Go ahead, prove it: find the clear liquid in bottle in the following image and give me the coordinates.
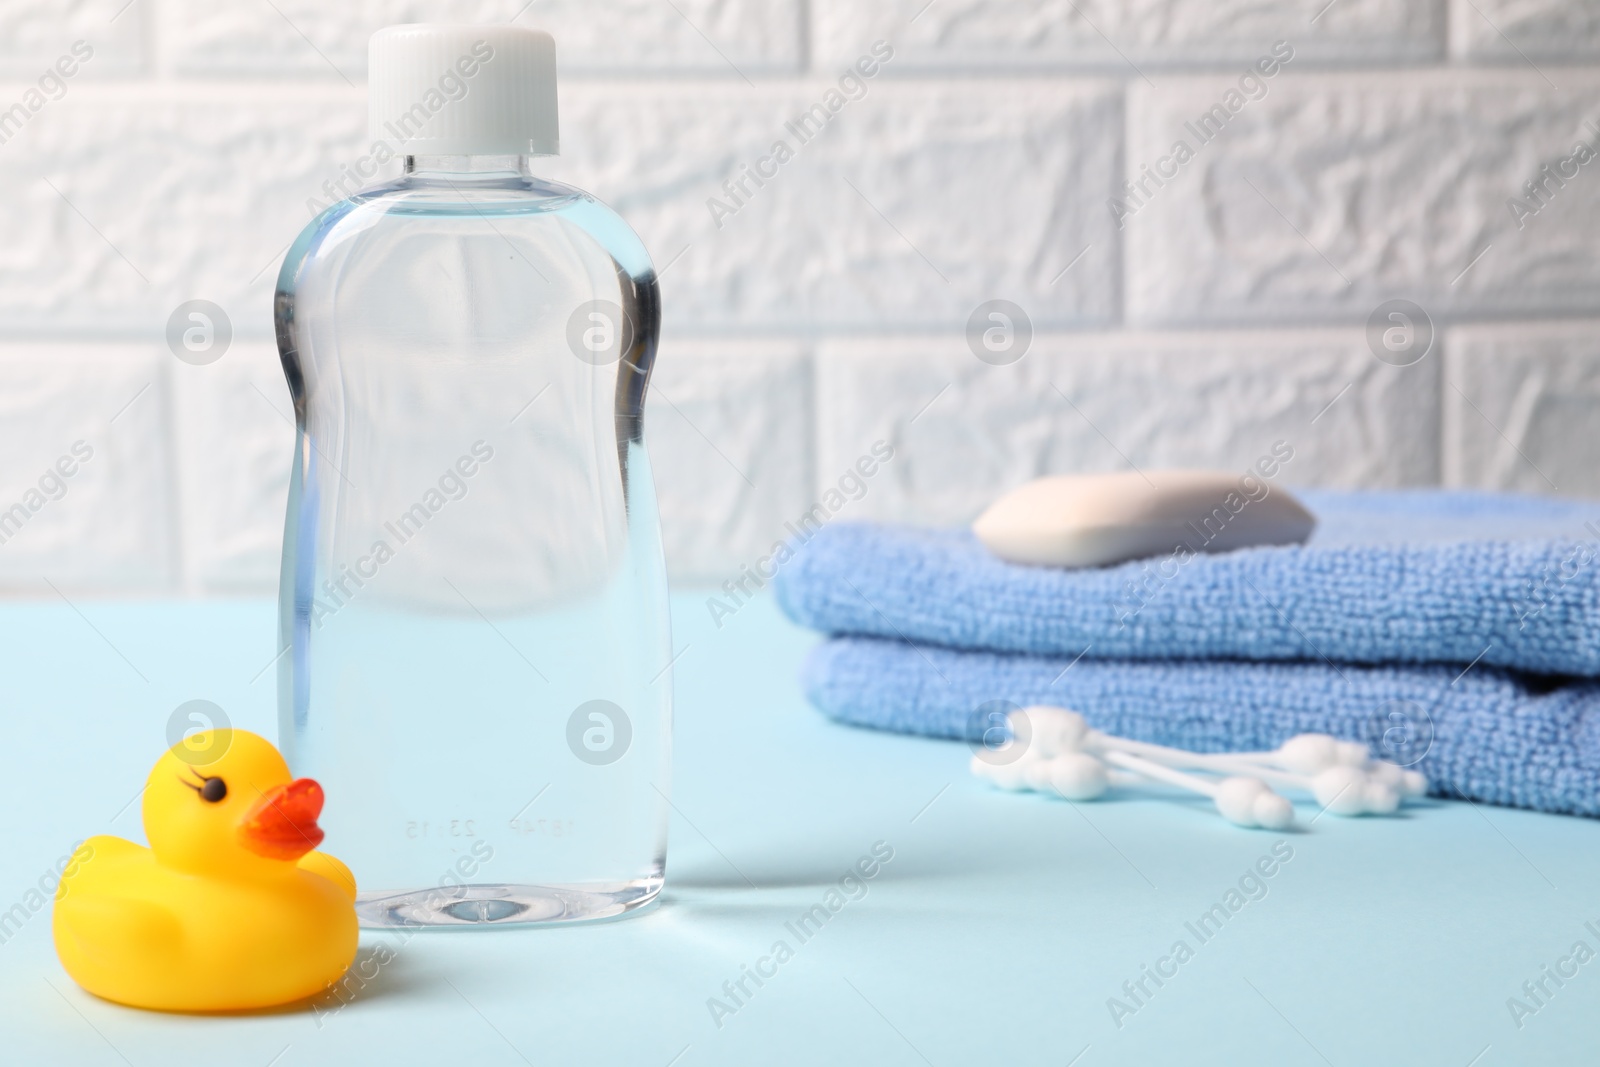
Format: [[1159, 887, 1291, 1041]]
[[273, 24, 670, 927]]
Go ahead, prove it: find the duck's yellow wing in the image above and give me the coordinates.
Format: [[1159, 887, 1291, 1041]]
[[56, 834, 140, 898], [298, 851, 356, 901], [54, 835, 183, 974], [54, 892, 183, 972]]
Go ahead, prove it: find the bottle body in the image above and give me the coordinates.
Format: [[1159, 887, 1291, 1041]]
[[274, 156, 670, 926]]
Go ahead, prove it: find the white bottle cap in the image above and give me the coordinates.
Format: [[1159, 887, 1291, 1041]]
[[369, 24, 558, 156]]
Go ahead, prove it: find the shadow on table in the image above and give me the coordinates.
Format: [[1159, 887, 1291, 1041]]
[[299, 941, 461, 1020]]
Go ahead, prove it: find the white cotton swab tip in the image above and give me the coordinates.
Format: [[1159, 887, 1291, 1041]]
[[1046, 752, 1109, 801], [1012, 706, 1089, 758], [1311, 765, 1401, 815], [1274, 733, 1348, 774], [1337, 740, 1372, 765], [1311, 765, 1364, 813], [1214, 776, 1296, 830], [970, 752, 1030, 791], [1366, 760, 1429, 797], [1363, 780, 1402, 815], [1022, 758, 1056, 792]]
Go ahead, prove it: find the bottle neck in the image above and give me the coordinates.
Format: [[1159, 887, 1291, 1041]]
[[403, 155, 531, 180]]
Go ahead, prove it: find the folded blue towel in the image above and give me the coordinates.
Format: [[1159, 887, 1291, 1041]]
[[776, 490, 1600, 676], [805, 637, 1600, 817]]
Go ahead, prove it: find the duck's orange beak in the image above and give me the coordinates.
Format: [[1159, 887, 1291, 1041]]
[[238, 778, 326, 861]]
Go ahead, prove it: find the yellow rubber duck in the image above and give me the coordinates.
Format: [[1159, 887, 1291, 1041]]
[[53, 728, 358, 1011]]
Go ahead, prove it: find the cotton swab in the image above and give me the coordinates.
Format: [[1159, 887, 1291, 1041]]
[[1191, 757, 1401, 815], [1186, 735, 1424, 795], [1119, 735, 1425, 808], [1014, 705, 1090, 758], [1180, 733, 1369, 773], [1014, 707, 1426, 809], [974, 747, 1295, 827], [970, 752, 1031, 792], [1043, 752, 1110, 800], [1099, 749, 1294, 829], [1363, 759, 1429, 797], [972, 705, 1428, 825]]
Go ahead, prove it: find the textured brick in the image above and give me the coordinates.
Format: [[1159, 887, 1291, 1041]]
[[0, 78, 1114, 340], [26, 0, 1590, 598], [0, 86, 368, 339], [645, 339, 811, 584], [0, 0, 143, 78], [1127, 71, 1600, 325], [817, 332, 1438, 527], [547, 78, 1121, 331], [0, 344, 173, 591], [164, 0, 802, 78], [1445, 324, 1600, 498], [171, 343, 294, 593], [813, 0, 1443, 71], [1451, 0, 1600, 62]]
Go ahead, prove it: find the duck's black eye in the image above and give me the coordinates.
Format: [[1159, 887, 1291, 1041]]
[[199, 776, 227, 803]]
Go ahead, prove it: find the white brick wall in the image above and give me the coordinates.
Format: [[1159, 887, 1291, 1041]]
[[1450, 0, 1600, 61], [1444, 322, 1600, 497], [818, 332, 1439, 528], [646, 340, 812, 580], [0, 1, 142, 78], [169, 343, 294, 592], [162, 1, 804, 78], [0, 345, 174, 592], [0, 0, 1594, 593], [1126, 70, 1600, 324], [814, 0, 1444, 70], [546, 78, 1122, 332]]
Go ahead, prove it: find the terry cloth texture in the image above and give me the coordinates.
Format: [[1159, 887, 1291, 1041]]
[[775, 490, 1600, 676], [778, 489, 1600, 816], [803, 637, 1600, 817]]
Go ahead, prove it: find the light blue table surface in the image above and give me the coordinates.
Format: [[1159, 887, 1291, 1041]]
[[2, 590, 1598, 1066]]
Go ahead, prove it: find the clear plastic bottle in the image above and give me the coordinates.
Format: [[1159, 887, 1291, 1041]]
[[272, 25, 670, 927]]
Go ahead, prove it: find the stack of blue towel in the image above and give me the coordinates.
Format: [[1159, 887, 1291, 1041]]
[[775, 490, 1600, 817]]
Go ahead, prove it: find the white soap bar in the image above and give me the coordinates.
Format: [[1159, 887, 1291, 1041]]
[[972, 469, 1315, 568]]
